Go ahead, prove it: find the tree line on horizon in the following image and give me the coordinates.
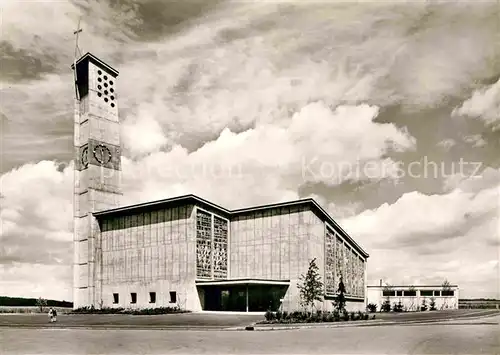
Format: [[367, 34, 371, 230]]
[[0, 296, 73, 308]]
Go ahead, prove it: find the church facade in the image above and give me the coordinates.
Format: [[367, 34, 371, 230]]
[[72, 53, 369, 312]]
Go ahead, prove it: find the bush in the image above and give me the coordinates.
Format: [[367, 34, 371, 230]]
[[393, 301, 404, 312], [367, 303, 378, 313], [429, 298, 437, 311], [259, 309, 375, 324], [290, 311, 305, 322], [381, 300, 391, 312], [72, 306, 125, 314], [71, 306, 187, 315]]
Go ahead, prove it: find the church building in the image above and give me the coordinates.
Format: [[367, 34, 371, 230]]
[[72, 53, 369, 312]]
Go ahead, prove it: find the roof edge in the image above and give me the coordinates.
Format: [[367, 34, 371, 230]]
[[367, 285, 459, 288], [70, 52, 119, 76]]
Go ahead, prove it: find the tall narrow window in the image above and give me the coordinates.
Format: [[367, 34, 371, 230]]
[[169, 291, 177, 303], [130, 292, 137, 304], [149, 292, 156, 303], [113, 293, 119, 304]]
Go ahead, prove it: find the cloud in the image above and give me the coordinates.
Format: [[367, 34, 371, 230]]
[[122, 114, 168, 156], [341, 169, 499, 250], [436, 139, 456, 150], [121, 101, 415, 207], [2, 1, 499, 173], [462, 134, 488, 148], [340, 168, 500, 298], [452, 78, 500, 128], [0, 161, 73, 267], [0, 263, 72, 301]]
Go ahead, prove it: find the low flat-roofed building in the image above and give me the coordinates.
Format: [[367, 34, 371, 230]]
[[367, 282, 459, 311]]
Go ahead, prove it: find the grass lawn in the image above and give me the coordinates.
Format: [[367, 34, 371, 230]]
[[0, 311, 263, 328]]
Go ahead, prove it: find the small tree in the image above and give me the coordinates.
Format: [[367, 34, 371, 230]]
[[36, 297, 47, 313], [381, 283, 393, 312], [297, 258, 324, 314], [441, 279, 452, 309], [408, 285, 416, 311], [334, 276, 347, 312]]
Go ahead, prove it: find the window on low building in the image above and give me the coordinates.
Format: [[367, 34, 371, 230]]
[[382, 291, 396, 297], [130, 293, 137, 304], [420, 290, 433, 297], [113, 293, 119, 304], [404, 291, 417, 297], [434, 290, 441, 296], [442, 290, 454, 296], [396, 291, 403, 297], [149, 292, 156, 303], [169, 291, 177, 303]]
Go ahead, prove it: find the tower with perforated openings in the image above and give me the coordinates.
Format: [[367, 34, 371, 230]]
[[72, 53, 122, 309]]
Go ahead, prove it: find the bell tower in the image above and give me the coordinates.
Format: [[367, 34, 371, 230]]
[[72, 53, 122, 309]]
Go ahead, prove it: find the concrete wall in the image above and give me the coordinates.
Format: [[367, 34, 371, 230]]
[[93, 202, 367, 313], [229, 205, 324, 312], [367, 286, 460, 311], [98, 204, 201, 311]]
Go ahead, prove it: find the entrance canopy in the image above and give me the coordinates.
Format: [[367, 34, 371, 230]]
[[196, 279, 290, 312]]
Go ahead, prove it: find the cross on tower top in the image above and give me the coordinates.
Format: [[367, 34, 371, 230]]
[[73, 17, 83, 60]]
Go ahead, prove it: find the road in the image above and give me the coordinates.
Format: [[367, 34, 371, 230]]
[[1, 314, 498, 354]]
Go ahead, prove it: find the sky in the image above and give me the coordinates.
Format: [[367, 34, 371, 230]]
[[0, 0, 499, 302]]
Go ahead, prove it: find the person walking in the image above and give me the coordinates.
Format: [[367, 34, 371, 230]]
[[52, 308, 57, 323], [48, 308, 53, 323]]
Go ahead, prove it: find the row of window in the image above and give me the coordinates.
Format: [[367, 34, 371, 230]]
[[382, 290, 455, 297], [112, 291, 177, 304]]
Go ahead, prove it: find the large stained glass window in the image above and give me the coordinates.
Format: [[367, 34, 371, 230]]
[[196, 210, 212, 278], [328, 228, 366, 298], [358, 257, 365, 298], [334, 237, 343, 291], [325, 228, 336, 294], [213, 216, 228, 279]]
